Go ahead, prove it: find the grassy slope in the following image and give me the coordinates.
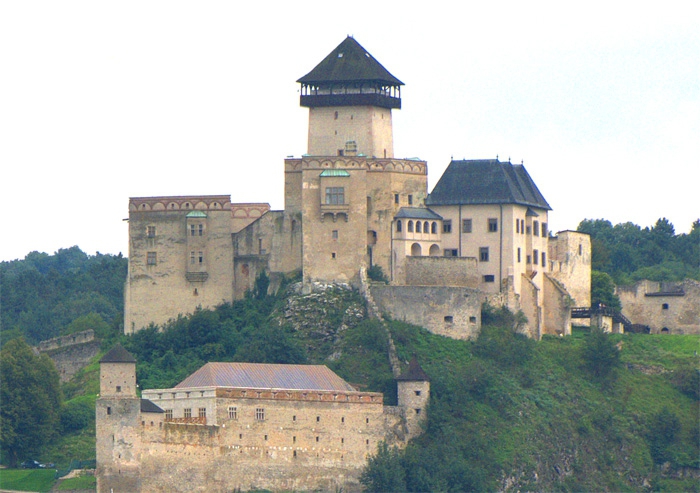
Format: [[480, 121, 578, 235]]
[[0, 469, 56, 492]]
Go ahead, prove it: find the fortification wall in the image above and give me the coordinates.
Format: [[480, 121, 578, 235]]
[[543, 273, 572, 336], [617, 279, 700, 334], [371, 285, 481, 339], [404, 256, 479, 287], [548, 231, 591, 307]]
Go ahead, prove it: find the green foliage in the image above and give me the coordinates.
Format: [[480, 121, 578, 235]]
[[475, 307, 534, 368], [578, 218, 699, 283], [56, 472, 96, 490], [581, 327, 622, 381], [646, 407, 681, 464], [367, 264, 389, 283], [590, 270, 622, 311], [0, 468, 57, 492], [60, 396, 95, 434], [671, 362, 700, 400], [0, 339, 62, 467], [0, 247, 127, 344], [360, 442, 406, 492]]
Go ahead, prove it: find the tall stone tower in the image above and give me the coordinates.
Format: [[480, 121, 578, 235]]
[[397, 356, 430, 438], [96, 345, 142, 493], [287, 37, 428, 285]]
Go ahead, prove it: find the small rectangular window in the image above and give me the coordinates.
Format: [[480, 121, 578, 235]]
[[534, 249, 539, 265], [190, 251, 195, 264], [443, 220, 452, 233], [488, 218, 498, 232], [228, 407, 237, 419], [116, 385, 121, 392], [462, 219, 472, 233], [325, 187, 345, 205], [198, 251, 204, 264], [147, 251, 157, 265], [198, 224, 204, 236], [444, 315, 453, 323], [190, 224, 196, 237], [479, 247, 489, 262], [415, 390, 421, 396], [483, 275, 495, 282], [394, 193, 399, 204], [107, 406, 112, 415], [147, 226, 156, 238], [165, 409, 173, 420], [184, 408, 192, 418], [541, 252, 546, 267], [255, 408, 265, 421], [541, 223, 548, 237], [408, 194, 413, 205], [443, 249, 458, 257], [332, 230, 338, 239], [517, 247, 521, 263], [516, 220, 520, 234], [198, 407, 206, 418], [533, 221, 539, 236]]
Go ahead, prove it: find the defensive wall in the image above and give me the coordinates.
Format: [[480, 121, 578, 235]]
[[37, 330, 99, 382]]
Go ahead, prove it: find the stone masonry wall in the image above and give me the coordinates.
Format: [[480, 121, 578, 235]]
[[405, 256, 479, 287]]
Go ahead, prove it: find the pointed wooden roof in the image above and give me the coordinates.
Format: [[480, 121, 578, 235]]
[[298, 36, 403, 86], [100, 344, 136, 364], [426, 159, 551, 210], [397, 356, 430, 381]]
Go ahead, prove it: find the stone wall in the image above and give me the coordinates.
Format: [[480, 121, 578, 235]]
[[404, 256, 479, 287], [543, 273, 572, 336], [371, 285, 482, 339], [617, 279, 700, 334], [548, 230, 591, 307], [42, 340, 100, 382]]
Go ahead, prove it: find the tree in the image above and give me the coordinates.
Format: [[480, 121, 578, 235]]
[[360, 441, 407, 492], [581, 327, 621, 381], [590, 271, 621, 311], [0, 338, 61, 466]]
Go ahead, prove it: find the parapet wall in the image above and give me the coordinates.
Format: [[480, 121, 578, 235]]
[[405, 256, 479, 287], [371, 285, 482, 339], [37, 330, 99, 382]]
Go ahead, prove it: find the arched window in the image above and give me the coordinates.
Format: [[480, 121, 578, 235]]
[[424, 221, 429, 233], [411, 243, 422, 256], [408, 221, 414, 233], [416, 221, 422, 233], [431, 222, 437, 234], [429, 244, 440, 256], [396, 220, 402, 232]]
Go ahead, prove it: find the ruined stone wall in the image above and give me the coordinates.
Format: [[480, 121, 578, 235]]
[[542, 273, 572, 336], [519, 275, 541, 339], [43, 339, 100, 382], [404, 256, 479, 287], [371, 285, 482, 339], [617, 279, 700, 334], [548, 231, 591, 307]]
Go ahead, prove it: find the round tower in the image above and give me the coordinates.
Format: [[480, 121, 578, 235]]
[[297, 36, 403, 158], [396, 356, 430, 438]]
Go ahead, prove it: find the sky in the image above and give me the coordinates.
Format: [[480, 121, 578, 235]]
[[1, 1, 698, 262]]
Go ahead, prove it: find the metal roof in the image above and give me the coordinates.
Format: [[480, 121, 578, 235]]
[[319, 169, 350, 177], [175, 362, 357, 392], [100, 344, 136, 364], [140, 399, 164, 413], [186, 211, 208, 218], [395, 207, 443, 220]]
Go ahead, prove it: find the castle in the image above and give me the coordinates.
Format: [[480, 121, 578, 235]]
[[96, 345, 429, 492], [124, 36, 591, 340]]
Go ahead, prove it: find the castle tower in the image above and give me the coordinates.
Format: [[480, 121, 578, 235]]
[[297, 36, 403, 159], [397, 356, 430, 438], [96, 345, 142, 493]]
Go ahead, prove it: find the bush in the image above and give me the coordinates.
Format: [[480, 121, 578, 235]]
[[367, 265, 389, 283], [581, 327, 621, 381]]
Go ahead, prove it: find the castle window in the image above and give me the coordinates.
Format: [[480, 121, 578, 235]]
[[444, 316, 453, 323], [408, 194, 413, 205], [332, 230, 338, 239], [331, 252, 336, 259], [198, 224, 204, 236], [415, 390, 421, 396], [443, 220, 452, 233], [341, 416, 345, 423], [190, 225, 196, 236], [334, 111, 338, 120], [431, 222, 437, 234], [579, 244, 583, 255], [147, 252, 157, 265], [198, 251, 204, 264], [483, 275, 495, 282], [662, 303, 669, 310], [517, 248, 521, 263], [541, 252, 546, 268], [341, 438, 344, 444], [424, 221, 429, 233], [527, 255, 532, 264], [116, 386, 121, 393], [521, 219, 525, 234], [396, 220, 402, 233], [416, 221, 422, 233], [444, 249, 458, 257], [366, 418, 369, 424], [325, 187, 345, 205], [407, 221, 414, 232], [533, 221, 539, 236], [542, 223, 548, 236], [462, 219, 472, 233], [264, 435, 268, 441], [184, 408, 192, 418], [488, 218, 498, 232], [479, 247, 489, 262], [366, 439, 370, 445], [516, 220, 520, 234], [147, 226, 156, 238], [190, 251, 195, 264], [228, 407, 237, 419], [316, 436, 319, 442], [526, 225, 532, 235], [316, 416, 320, 422], [415, 408, 422, 415], [469, 316, 477, 323], [394, 193, 399, 204], [533, 250, 539, 265], [198, 408, 206, 418], [255, 408, 265, 421], [293, 436, 296, 443], [239, 434, 243, 439], [165, 409, 173, 420], [293, 450, 297, 458], [107, 407, 111, 415], [292, 415, 296, 422]]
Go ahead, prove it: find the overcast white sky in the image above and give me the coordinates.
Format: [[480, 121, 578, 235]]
[[1, 1, 698, 262]]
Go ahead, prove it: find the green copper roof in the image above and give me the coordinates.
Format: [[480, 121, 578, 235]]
[[186, 211, 207, 218], [319, 169, 350, 177]]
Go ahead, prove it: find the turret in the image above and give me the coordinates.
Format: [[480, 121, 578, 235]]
[[297, 36, 403, 158], [396, 356, 430, 438]]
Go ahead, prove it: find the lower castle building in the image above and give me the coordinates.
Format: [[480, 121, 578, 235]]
[[123, 36, 591, 339], [96, 345, 429, 492]]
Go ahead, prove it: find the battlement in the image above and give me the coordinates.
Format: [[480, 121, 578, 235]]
[[129, 195, 232, 212], [37, 329, 95, 352], [285, 157, 427, 175]]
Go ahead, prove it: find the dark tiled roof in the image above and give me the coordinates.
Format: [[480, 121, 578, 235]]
[[395, 207, 443, 220], [426, 160, 551, 210], [175, 362, 357, 392], [141, 399, 164, 413], [100, 344, 136, 364], [298, 36, 403, 86], [397, 356, 430, 382]]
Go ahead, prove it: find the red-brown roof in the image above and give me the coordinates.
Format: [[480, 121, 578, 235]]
[[175, 362, 356, 392]]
